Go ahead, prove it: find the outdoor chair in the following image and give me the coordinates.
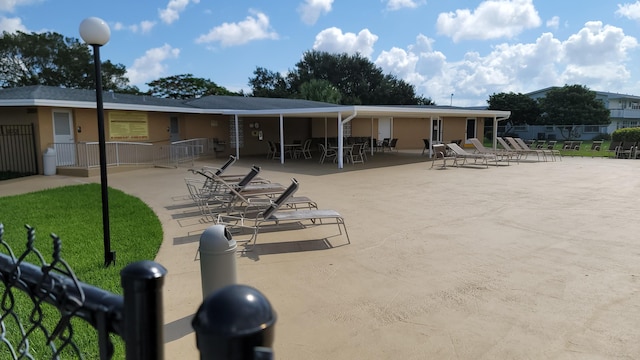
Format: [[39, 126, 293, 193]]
[[384, 138, 398, 152], [294, 139, 313, 159], [379, 138, 390, 152], [347, 143, 365, 164], [605, 141, 621, 157], [430, 144, 455, 169], [421, 139, 430, 156], [217, 178, 350, 250], [504, 137, 548, 161], [446, 142, 496, 168], [590, 140, 604, 157], [617, 141, 636, 158], [468, 138, 518, 164], [515, 137, 560, 161], [318, 143, 337, 164]]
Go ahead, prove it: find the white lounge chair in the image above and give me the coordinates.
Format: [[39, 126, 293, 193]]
[[468, 138, 519, 164], [217, 178, 350, 250], [446, 142, 497, 168]]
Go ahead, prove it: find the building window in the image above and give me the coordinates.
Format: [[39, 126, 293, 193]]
[[583, 125, 599, 133]]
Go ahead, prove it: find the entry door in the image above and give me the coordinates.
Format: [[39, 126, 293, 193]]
[[53, 110, 75, 165], [432, 118, 443, 144], [378, 117, 391, 141], [465, 118, 477, 144], [169, 116, 180, 142]]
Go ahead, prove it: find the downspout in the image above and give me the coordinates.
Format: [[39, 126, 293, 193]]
[[337, 111, 358, 169]]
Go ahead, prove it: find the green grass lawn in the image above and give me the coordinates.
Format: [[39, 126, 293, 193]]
[[0, 183, 164, 359]]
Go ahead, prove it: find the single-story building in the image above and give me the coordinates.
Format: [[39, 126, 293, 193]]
[[0, 85, 510, 175]]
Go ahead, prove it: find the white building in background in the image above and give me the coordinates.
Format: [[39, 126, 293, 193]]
[[513, 87, 640, 140]]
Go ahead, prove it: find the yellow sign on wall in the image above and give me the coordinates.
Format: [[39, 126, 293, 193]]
[[108, 111, 149, 141]]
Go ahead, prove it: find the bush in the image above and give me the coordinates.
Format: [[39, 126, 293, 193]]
[[611, 127, 640, 142]]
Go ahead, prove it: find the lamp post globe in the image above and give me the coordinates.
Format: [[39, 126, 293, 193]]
[[79, 17, 110, 46]]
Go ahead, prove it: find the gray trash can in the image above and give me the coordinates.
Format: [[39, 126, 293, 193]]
[[199, 224, 237, 299], [43, 147, 56, 176]]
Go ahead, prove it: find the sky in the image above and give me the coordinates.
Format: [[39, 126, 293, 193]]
[[3, 0, 640, 106]]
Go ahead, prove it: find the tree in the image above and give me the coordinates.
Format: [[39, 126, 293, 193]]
[[248, 50, 431, 105], [0, 31, 133, 92], [298, 79, 341, 103], [146, 74, 239, 99], [487, 92, 541, 133], [248, 67, 290, 98], [538, 84, 610, 139]]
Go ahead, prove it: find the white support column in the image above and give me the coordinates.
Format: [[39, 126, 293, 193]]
[[337, 113, 343, 169], [279, 114, 285, 164]]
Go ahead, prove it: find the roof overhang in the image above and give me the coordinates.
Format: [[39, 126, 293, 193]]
[[225, 105, 511, 120]]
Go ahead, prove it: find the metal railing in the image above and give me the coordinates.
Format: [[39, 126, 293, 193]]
[[51, 138, 216, 170]]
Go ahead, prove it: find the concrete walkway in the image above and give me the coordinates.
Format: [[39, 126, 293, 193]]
[[2, 153, 640, 359]]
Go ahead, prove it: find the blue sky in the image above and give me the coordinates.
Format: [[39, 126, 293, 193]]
[[3, 0, 640, 106]]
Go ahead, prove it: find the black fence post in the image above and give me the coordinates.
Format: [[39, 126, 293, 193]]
[[121, 260, 168, 360], [192, 284, 276, 359]]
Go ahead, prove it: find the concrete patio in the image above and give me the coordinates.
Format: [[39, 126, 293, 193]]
[[2, 152, 639, 359]]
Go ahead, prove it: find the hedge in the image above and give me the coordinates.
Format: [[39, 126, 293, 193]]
[[611, 127, 640, 142]]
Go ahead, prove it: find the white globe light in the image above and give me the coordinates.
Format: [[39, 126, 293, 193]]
[[79, 17, 111, 46]]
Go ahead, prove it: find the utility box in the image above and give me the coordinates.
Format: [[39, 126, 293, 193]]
[[43, 148, 57, 176]]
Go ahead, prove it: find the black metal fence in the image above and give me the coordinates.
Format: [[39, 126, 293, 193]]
[[0, 224, 276, 359], [0, 124, 38, 177], [0, 224, 166, 359]]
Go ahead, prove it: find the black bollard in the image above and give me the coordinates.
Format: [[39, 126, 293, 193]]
[[192, 284, 276, 359]]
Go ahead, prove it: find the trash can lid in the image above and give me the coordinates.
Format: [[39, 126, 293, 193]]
[[199, 224, 236, 252]]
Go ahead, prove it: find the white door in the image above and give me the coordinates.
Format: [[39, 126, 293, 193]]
[[53, 110, 75, 165], [378, 117, 391, 142]]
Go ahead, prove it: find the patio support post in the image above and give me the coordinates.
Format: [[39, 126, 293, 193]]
[[337, 113, 343, 169], [80, 17, 115, 267], [279, 114, 285, 164]]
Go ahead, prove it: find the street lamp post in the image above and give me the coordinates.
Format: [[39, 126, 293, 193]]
[[450, 93, 454, 106], [79, 17, 116, 267]]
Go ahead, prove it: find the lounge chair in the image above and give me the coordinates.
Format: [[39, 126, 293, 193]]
[[430, 144, 455, 169], [217, 178, 350, 250], [514, 137, 560, 161], [590, 140, 604, 157], [504, 137, 548, 162], [468, 138, 519, 164], [616, 141, 636, 158], [446, 142, 496, 168]]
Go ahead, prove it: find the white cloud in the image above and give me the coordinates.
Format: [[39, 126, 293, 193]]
[[562, 21, 637, 66], [113, 20, 156, 34], [158, 0, 200, 25], [374, 21, 638, 106], [616, 1, 640, 21], [298, 0, 333, 25], [546, 16, 559, 29], [195, 10, 278, 47], [312, 27, 378, 57], [0, 0, 39, 12], [126, 44, 180, 86], [436, 0, 541, 42], [385, 0, 425, 11], [0, 16, 26, 32]]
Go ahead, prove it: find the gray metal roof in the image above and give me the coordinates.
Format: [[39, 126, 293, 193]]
[[0, 85, 510, 119]]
